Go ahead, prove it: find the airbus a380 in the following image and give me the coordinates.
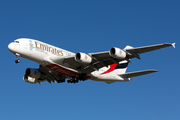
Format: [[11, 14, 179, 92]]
[[8, 38, 175, 84]]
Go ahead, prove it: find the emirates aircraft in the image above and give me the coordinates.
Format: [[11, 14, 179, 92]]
[[8, 38, 175, 84]]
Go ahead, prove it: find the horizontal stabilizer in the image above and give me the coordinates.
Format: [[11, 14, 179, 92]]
[[118, 70, 158, 78]]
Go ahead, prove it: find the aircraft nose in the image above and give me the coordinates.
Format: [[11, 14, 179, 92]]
[[8, 43, 15, 53]]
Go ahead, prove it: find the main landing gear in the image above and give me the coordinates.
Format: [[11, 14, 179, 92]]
[[15, 53, 20, 63], [67, 74, 87, 84], [56, 79, 65, 83], [67, 78, 79, 83]]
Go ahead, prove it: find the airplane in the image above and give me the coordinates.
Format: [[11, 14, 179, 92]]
[[8, 38, 175, 84]]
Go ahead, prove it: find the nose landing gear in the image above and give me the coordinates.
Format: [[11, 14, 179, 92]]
[[15, 53, 20, 63]]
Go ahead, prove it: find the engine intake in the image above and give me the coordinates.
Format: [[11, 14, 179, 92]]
[[25, 68, 41, 79], [109, 47, 126, 59], [75, 52, 92, 64]]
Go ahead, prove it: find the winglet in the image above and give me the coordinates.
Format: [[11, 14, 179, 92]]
[[172, 43, 176, 48]]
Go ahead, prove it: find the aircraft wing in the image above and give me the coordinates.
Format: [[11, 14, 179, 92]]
[[50, 43, 174, 74], [118, 70, 158, 78], [38, 65, 67, 84], [50, 52, 115, 74], [125, 43, 175, 54]]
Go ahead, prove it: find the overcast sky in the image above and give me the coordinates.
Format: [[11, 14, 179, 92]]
[[1, 0, 179, 120]]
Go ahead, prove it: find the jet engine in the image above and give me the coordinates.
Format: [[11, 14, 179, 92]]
[[25, 68, 41, 78], [23, 68, 41, 84], [23, 74, 38, 84], [109, 47, 126, 59], [75, 52, 92, 64]]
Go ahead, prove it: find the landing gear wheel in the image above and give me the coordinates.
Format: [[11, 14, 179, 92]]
[[15, 59, 20, 63], [67, 78, 79, 84]]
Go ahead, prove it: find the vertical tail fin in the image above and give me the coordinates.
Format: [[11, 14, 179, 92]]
[[114, 60, 129, 74], [100, 60, 129, 75]]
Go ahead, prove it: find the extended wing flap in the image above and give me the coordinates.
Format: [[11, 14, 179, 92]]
[[125, 43, 174, 54], [118, 70, 158, 78]]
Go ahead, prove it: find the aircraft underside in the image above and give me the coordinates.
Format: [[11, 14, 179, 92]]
[[8, 38, 175, 85]]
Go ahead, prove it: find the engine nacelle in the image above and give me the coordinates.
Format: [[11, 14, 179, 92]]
[[23, 74, 37, 84], [109, 47, 126, 59], [25, 68, 41, 79], [75, 52, 92, 64]]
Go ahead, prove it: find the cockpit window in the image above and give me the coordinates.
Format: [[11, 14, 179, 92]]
[[13, 41, 19, 43]]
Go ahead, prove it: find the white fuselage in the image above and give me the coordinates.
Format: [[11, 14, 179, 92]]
[[8, 38, 129, 83]]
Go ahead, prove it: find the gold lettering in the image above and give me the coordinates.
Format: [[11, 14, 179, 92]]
[[57, 50, 63, 56], [49, 47, 52, 52], [66, 53, 71, 56], [54, 48, 57, 54], [35, 41, 39, 49], [35, 41, 64, 56], [51, 48, 54, 54], [40, 44, 48, 51]]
